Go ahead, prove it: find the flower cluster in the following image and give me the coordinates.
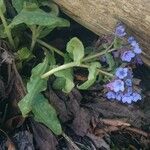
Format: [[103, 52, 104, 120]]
[[115, 24, 142, 64], [106, 67, 142, 104]]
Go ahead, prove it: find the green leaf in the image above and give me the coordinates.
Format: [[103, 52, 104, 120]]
[[53, 68, 74, 93], [105, 53, 115, 71], [78, 62, 101, 90], [32, 94, 62, 135], [41, 1, 59, 16], [52, 77, 65, 90], [16, 47, 34, 61], [10, 4, 70, 28], [12, 0, 24, 13], [0, 0, 6, 13], [67, 37, 84, 63], [52, 54, 74, 93], [18, 54, 50, 116]]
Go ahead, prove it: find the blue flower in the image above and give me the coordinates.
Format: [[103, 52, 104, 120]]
[[115, 25, 126, 37], [116, 93, 123, 101], [122, 93, 133, 104], [115, 67, 128, 79], [125, 79, 132, 86], [112, 79, 125, 92], [132, 45, 142, 54], [130, 40, 142, 54], [130, 40, 138, 47], [132, 92, 142, 102], [128, 36, 135, 43], [127, 87, 133, 94], [106, 91, 116, 99], [121, 50, 135, 62]]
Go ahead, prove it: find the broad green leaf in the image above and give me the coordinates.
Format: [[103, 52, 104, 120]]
[[77, 62, 101, 90], [10, 4, 70, 28], [12, 0, 24, 13], [0, 0, 6, 13], [66, 37, 84, 63], [105, 53, 115, 71], [53, 68, 74, 93], [12, 0, 38, 13], [18, 54, 50, 116], [16, 47, 34, 61], [32, 94, 62, 135]]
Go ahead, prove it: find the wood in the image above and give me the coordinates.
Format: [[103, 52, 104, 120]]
[[53, 0, 150, 64]]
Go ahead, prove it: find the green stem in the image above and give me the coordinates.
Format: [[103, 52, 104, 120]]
[[41, 62, 77, 78], [42, 61, 113, 79], [41, 40, 116, 79], [30, 25, 38, 51], [0, 9, 15, 49], [82, 48, 116, 62], [37, 39, 65, 57], [80, 64, 113, 77]]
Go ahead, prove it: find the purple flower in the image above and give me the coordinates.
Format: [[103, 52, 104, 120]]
[[112, 79, 125, 92], [116, 93, 123, 101], [132, 92, 142, 102], [127, 87, 133, 94], [125, 79, 132, 86], [132, 45, 142, 54], [130, 40, 138, 47], [115, 67, 128, 79], [130, 40, 142, 54], [106, 82, 114, 91], [127, 69, 133, 78], [106, 91, 116, 99], [135, 56, 143, 65], [128, 36, 135, 43], [122, 93, 133, 104], [121, 50, 135, 62], [115, 25, 126, 37]]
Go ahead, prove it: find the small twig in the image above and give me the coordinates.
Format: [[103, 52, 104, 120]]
[[62, 132, 80, 150], [125, 127, 149, 137], [100, 118, 131, 127]]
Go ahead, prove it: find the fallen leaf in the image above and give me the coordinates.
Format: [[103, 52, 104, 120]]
[[30, 119, 58, 150]]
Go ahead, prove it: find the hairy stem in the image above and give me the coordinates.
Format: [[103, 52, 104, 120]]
[[30, 25, 38, 51], [42, 61, 113, 79], [37, 39, 65, 57], [82, 48, 116, 62], [0, 9, 15, 49], [80, 64, 113, 77], [41, 62, 77, 78]]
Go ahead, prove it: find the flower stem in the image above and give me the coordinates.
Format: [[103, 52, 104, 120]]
[[41, 62, 77, 78], [82, 48, 116, 62], [80, 64, 113, 77], [0, 9, 15, 49], [37, 39, 65, 57]]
